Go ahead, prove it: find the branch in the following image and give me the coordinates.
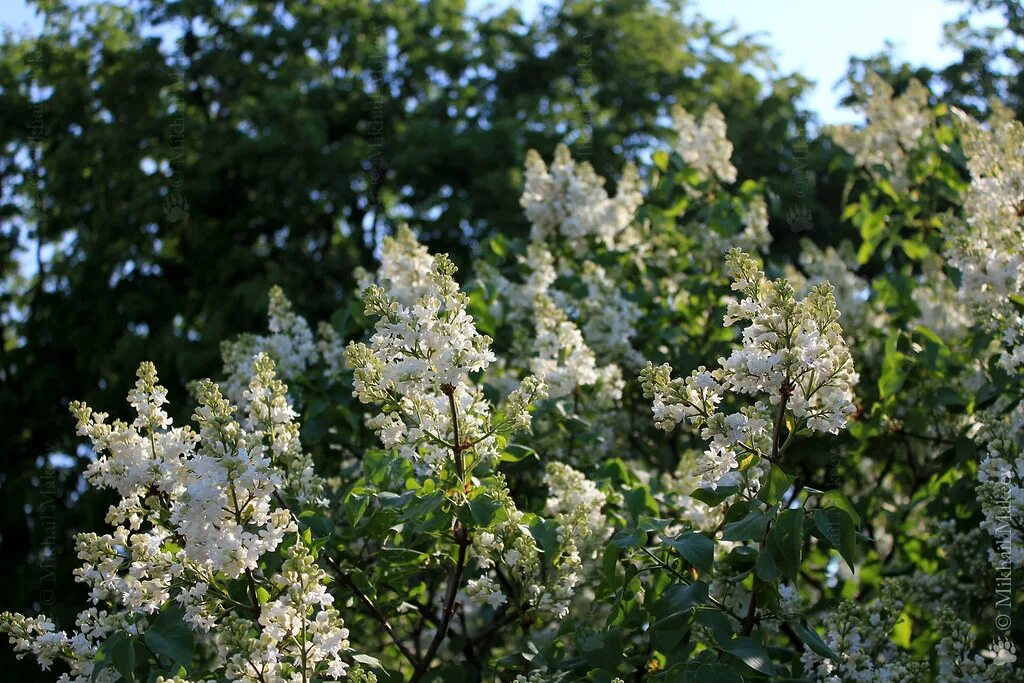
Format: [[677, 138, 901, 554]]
[[324, 555, 420, 669], [411, 383, 473, 681]]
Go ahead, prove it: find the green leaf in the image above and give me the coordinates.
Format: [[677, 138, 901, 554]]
[[96, 631, 137, 683], [755, 546, 781, 582], [900, 238, 930, 260], [353, 653, 382, 669], [530, 517, 561, 557], [663, 532, 714, 574], [499, 444, 536, 463], [691, 484, 739, 506], [793, 621, 840, 662], [814, 508, 857, 571], [611, 528, 646, 549], [652, 580, 709, 630], [577, 629, 624, 671], [721, 636, 778, 675], [722, 509, 770, 542], [625, 485, 658, 519], [653, 149, 670, 172], [346, 493, 369, 526], [822, 490, 861, 526], [298, 509, 334, 540], [468, 493, 502, 528], [765, 509, 803, 581], [758, 465, 795, 505], [695, 664, 743, 683], [144, 603, 195, 668], [879, 332, 906, 399]]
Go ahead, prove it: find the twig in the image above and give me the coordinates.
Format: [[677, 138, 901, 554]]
[[411, 384, 473, 681]]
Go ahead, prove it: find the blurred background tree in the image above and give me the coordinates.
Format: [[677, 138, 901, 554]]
[[0, 0, 1017, 678]]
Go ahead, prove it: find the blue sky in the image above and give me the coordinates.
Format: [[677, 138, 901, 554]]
[[0, 0, 986, 123]]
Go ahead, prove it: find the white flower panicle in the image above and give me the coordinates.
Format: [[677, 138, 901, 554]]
[[720, 249, 858, 433], [830, 73, 932, 190], [349, 252, 496, 398], [934, 608, 1017, 681], [641, 249, 858, 488], [221, 286, 317, 403], [544, 462, 608, 546], [347, 229, 545, 475], [671, 103, 737, 184], [945, 112, 1024, 371], [176, 374, 294, 577], [360, 224, 437, 307], [0, 358, 357, 681], [976, 404, 1024, 568], [531, 293, 600, 400], [578, 260, 644, 366], [802, 582, 928, 682], [221, 543, 352, 682], [520, 144, 643, 253]]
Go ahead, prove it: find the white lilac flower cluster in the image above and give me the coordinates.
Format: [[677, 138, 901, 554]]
[[520, 144, 644, 254], [220, 543, 352, 682], [468, 473, 593, 622], [1, 358, 354, 681], [658, 450, 727, 531], [976, 404, 1024, 568], [784, 239, 885, 345], [945, 111, 1024, 372], [484, 241, 631, 404], [671, 104, 737, 184], [221, 285, 318, 403], [911, 255, 974, 342], [802, 582, 928, 682], [544, 462, 609, 555], [830, 73, 932, 190], [903, 520, 996, 615], [347, 228, 546, 476], [532, 292, 623, 402], [640, 249, 858, 488], [934, 608, 1016, 682], [578, 260, 644, 366]]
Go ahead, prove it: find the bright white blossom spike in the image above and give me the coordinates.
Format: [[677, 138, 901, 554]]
[[175, 374, 294, 577], [945, 112, 1024, 372], [933, 607, 1019, 681], [0, 357, 360, 682], [530, 293, 600, 399], [720, 248, 858, 434], [578, 260, 644, 366], [976, 403, 1024, 568], [802, 581, 930, 681], [520, 144, 643, 254], [220, 542, 352, 682], [530, 292, 625, 403], [829, 73, 932, 191], [544, 462, 608, 548], [465, 575, 506, 610], [360, 223, 437, 307], [347, 230, 544, 476], [504, 375, 549, 432], [671, 103, 737, 184], [244, 353, 325, 507], [221, 285, 317, 404], [316, 320, 348, 381], [641, 249, 857, 488]]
